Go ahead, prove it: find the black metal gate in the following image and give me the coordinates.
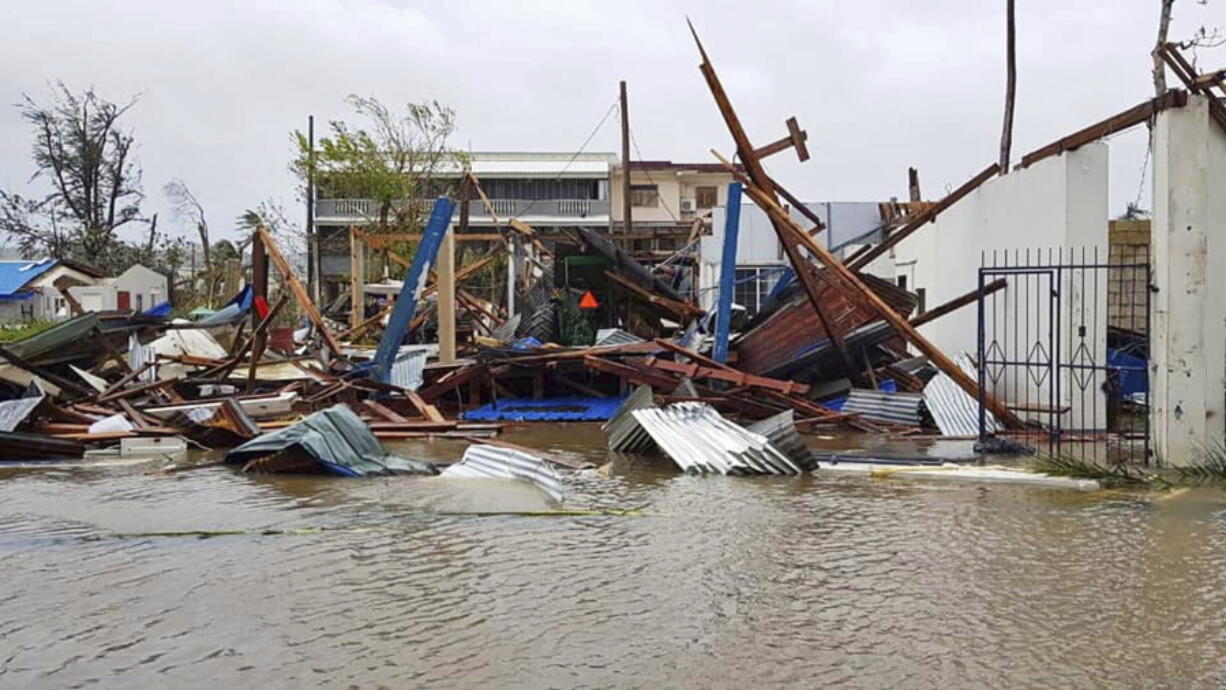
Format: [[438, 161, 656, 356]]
[[976, 247, 1150, 462]]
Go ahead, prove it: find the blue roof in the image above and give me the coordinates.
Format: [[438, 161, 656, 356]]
[[0, 259, 57, 299], [462, 395, 629, 422]]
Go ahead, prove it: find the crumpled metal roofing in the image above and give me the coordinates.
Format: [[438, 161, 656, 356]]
[[594, 328, 645, 347], [610, 401, 801, 476], [225, 404, 434, 476], [601, 385, 656, 450], [463, 395, 629, 422], [440, 444, 564, 502], [746, 410, 815, 471], [390, 346, 429, 391], [924, 353, 1001, 437], [0, 391, 44, 432], [841, 388, 924, 427]]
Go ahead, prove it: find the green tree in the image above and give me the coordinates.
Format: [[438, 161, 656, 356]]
[[293, 95, 464, 236]]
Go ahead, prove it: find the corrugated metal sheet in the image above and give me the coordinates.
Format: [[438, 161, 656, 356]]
[[611, 402, 800, 476], [0, 259, 56, 298], [225, 404, 434, 476], [594, 328, 645, 346], [463, 395, 629, 422], [672, 378, 699, 398], [390, 346, 429, 391], [440, 444, 564, 502], [924, 353, 1001, 436], [746, 410, 815, 471], [842, 388, 924, 427], [734, 272, 916, 377], [602, 385, 656, 450], [0, 392, 44, 432], [127, 334, 157, 383]]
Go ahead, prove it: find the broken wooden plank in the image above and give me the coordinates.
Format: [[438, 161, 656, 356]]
[[848, 163, 1000, 271], [909, 277, 1008, 328], [255, 225, 343, 356], [604, 270, 703, 320], [629, 356, 810, 395], [712, 150, 1022, 428], [584, 355, 680, 390], [1019, 89, 1188, 169]]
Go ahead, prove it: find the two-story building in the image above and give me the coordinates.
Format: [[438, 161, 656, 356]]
[[312, 151, 617, 301]]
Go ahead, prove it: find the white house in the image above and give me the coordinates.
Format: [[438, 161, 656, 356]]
[[0, 258, 105, 322], [69, 264, 168, 313]]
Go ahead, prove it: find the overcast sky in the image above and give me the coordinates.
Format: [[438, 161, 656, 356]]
[[1, 0, 1222, 248]]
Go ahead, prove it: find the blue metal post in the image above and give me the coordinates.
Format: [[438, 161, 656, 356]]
[[372, 197, 455, 383], [712, 182, 742, 364]]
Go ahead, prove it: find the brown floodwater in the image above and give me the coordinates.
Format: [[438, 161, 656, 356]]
[[2, 423, 1225, 688]]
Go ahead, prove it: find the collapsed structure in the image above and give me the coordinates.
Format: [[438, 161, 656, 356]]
[[0, 34, 1221, 471]]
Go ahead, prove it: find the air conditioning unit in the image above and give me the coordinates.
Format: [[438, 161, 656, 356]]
[[680, 198, 697, 212]]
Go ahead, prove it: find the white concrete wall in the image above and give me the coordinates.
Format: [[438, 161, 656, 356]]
[[1151, 95, 1226, 466], [891, 144, 1109, 429], [114, 264, 168, 312], [70, 284, 118, 312], [610, 169, 734, 224]]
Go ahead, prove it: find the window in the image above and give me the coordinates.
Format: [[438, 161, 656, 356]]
[[695, 186, 718, 209], [897, 275, 907, 290], [733, 266, 786, 317], [630, 184, 659, 208], [136, 294, 144, 311]]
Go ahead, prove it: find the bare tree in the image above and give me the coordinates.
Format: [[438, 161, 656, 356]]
[[999, 0, 1017, 173], [0, 82, 144, 264], [1154, 0, 1176, 96], [164, 178, 210, 270]]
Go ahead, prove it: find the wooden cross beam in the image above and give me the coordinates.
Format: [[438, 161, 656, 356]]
[[752, 116, 810, 162], [688, 20, 861, 385]]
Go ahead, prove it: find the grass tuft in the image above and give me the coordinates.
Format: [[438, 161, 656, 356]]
[[1027, 454, 1149, 488]]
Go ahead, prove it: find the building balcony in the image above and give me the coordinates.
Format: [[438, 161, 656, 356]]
[[314, 198, 610, 226]]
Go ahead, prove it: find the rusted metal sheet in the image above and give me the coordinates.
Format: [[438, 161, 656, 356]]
[[734, 271, 916, 377]]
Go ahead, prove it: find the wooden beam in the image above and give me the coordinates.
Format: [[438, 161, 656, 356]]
[[1019, 89, 1188, 169], [206, 294, 288, 381], [350, 226, 365, 330], [604, 270, 703, 320], [630, 356, 809, 395], [1160, 44, 1226, 132], [752, 116, 810, 161], [255, 225, 343, 356], [849, 163, 1000, 271], [711, 149, 1023, 428], [910, 278, 1008, 328], [361, 232, 504, 245], [688, 23, 860, 383]]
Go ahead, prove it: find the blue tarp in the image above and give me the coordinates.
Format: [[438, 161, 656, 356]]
[[463, 395, 630, 422], [1108, 348, 1147, 398], [144, 301, 172, 318], [195, 285, 253, 326]]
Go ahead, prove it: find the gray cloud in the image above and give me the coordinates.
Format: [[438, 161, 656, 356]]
[[1, 0, 1221, 247]]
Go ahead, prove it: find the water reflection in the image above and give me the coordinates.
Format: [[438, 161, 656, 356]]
[[0, 424, 1223, 687]]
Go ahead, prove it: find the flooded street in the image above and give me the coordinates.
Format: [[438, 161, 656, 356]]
[[2, 424, 1226, 688]]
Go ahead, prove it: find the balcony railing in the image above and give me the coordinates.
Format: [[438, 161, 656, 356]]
[[315, 198, 610, 222]]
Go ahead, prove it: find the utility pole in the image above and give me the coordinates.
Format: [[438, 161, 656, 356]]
[[619, 80, 632, 235], [307, 115, 320, 302], [999, 0, 1017, 173]]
